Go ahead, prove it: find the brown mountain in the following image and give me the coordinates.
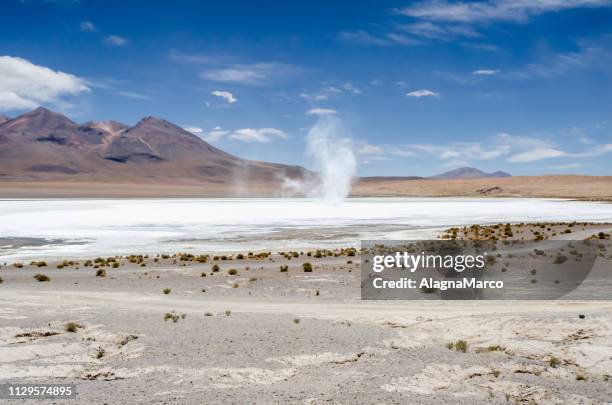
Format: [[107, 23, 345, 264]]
[[430, 167, 511, 180], [0, 107, 308, 189]]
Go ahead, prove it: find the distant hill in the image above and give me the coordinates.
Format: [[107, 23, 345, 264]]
[[430, 167, 511, 180], [0, 107, 309, 189]]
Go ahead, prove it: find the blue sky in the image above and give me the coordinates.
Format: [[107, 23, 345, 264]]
[[1, 0, 611, 176]]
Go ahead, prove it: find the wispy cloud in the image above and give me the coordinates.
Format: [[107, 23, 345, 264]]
[[168, 49, 232, 65], [104, 35, 127, 46], [211, 90, 237, 104], [307, 108, 338, 115], [398, 0, 612, 24], [300, 82, 361, 101], [406, 89, 439, 97], [229, 128, 287, 143], [339, 30, 421, 46], [200, 63, 301, 86], [80, 21, 95, 32], [0, 55, 89, 111], [508, 147, 567, 162], [400, 21, 479, 40], [472, 69, 500, 75], [190, 126, 287, 143]]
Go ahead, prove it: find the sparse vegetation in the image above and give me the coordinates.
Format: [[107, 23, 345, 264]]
[[446, 340, 468, 353], [212, 264, 220, 272], [163, 288, 171, 294], [293, 318, 300, 324], [96, 269, 106, 277], [225, 310, 231, 316], [65, 322, 82, 333], [34, 273, 50, 282], [227, 268, 238, 275], [303, 262, 313, 272], [280, 264, 288, 272], [548, 355, 560, 368]]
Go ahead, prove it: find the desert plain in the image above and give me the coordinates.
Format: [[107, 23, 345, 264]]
[[1, 223, 612, 404]]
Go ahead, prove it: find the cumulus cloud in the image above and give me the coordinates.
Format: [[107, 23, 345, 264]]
[[104, 35, 127, 46], [211, 90, 237, 103], [406, 89, 439, 97], [307, 108, 338, 115], [0, 55, 89, 111], [80, 21, 95, 32]]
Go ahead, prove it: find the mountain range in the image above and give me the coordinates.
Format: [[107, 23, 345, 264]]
[[0, 107, 510, 195], [430, 167, 511, 180], [0, 107, 308, 189]]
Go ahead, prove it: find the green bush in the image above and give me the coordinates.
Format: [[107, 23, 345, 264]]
[[227, 269, 238, 275], [303, 262, 313, 272], [163, 288, 171, 294], [96, 269, 106, 277]]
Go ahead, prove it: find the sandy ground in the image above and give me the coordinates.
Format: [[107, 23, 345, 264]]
[[1, 175, 612, 199], [2, 228, 612, 404]]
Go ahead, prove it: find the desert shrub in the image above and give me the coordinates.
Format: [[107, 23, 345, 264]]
[[293, 318, 300, 324], [34, 273, 50, 282], [576, 374, 587, 381], [236, 254, 244, 259], [163, 288, 171, 294], [554, 254, 568, 264], [65, 322, 82, 332], [303, 262, 313, 272], [112, 262, 119, 268], [530, 269, 537, 275], [280, 265, 288, 272], [249, 277, 257, 282], [227, 269, 238, 275], [212, 264, 220, 272], [225, 310, 231, 316], [486, 345, 505, 352], [548, 355, 560, 368], [204, 312, 213, 316], [447, 340, 468, 352], [96, 269, 106, 277], [0, 276, 3, 284], [13, 262, 24, 268], [232, 283, 239, 288], [201, 272, 207, 277], [164, 312, 180, 323]]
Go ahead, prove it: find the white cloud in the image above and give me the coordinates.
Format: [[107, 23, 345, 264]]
[[104, 35, 127, 46], [229, 128, 287, 143], [183, 126, 204, 134], [400, 21, 479, 40], [300, 83, 361, 101], [80, 21, 95, 32], [307, 108, 338, 115], [406, 89, 439, 97], [0, 55, 89, 111], [211, 90, 237, 104], [200, 63, 300, 85], [508, 148, 568, 162], [339, 30, 421, 46], [398, 0, 612, 24], [472, 69, 500, 75]]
